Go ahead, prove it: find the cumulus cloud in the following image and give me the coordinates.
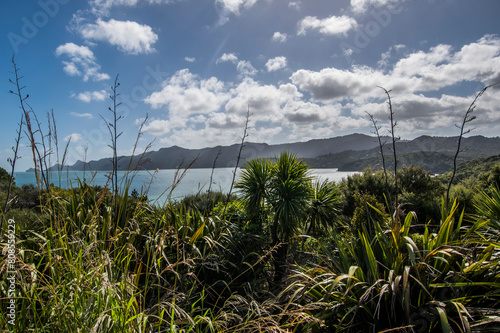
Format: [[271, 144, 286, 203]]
[[208, 112, 243, 129], [272, 32, 288, 43], [145, 69, 229, 117], [217, 52, 239, 64], [72, 90, 107, 102], [142, 119, 171, 136], [224, 79, 302, 122], [216, 54, 257, 76], [237, 60, 258, 76], [77, 18, 158, 54], [378, 44, 405, 68], [184, 57, 196, 62], [291, 35, 500, 101], [266, 56, 288, 72], [298, 15, 358, 36], [55, 43, 110, 81], [64, 133, 84, 142], [351, 0, 403, 14], [283, 101, 331, 123], [139, 35, 500, 147], [215, 0, 259, 15]]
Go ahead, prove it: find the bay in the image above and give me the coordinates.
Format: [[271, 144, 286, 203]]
[[13, 168, 358, 205]]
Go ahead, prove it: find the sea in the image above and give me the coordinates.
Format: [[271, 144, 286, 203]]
[[13, 168, 358, 205]]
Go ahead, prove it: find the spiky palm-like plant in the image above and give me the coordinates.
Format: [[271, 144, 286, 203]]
[[234, 157, 272, 230], [306, 179, 340, 236], [236, 152, 312, 282]]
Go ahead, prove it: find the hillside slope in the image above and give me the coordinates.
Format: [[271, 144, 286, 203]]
[[35, 134, 500, 174]]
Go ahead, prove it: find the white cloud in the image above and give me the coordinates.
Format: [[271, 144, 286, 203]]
[[142, 118, 171, 135], [351, 0, 403, 14], [184, 57, 196, 62], [217, 52, 238, 64], [266, 56, 288, 72], [208, 112, 243, 129], [70, 112, 94, 119], [72, 90, 107, 102], [272, 32, 288, 43], [64, 133, 84, 142], [237, 60, 258, 76], [225, 79, 302, 121], [139, 36, 500, 147], [78, 18, 158, 54], [55, 43, 110, 81], [90, 0, 176, 16], [215, 0, 259, 15], [289, 1, 301, 10], [298, 15, 358, 36], [378, 44, 405, 68], [145, 69, 229, 118], [216, 54, 257, 76], [55, 42, 94, 60], [291, 36, 500, 101]]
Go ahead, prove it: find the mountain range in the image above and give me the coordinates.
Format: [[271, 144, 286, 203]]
[[34, 134, 500, 174]]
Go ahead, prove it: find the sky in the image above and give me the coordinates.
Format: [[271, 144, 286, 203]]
[[1, 0, 500, 171]]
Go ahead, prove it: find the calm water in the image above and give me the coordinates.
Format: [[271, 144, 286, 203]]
[[13, 168, 358, 205]]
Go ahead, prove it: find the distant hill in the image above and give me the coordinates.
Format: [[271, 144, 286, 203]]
[[31, 134, 500, 174], [305, 135, 500, 173], [38, 133, 386, 171]]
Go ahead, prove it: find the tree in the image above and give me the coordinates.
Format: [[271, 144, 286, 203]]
[[234, 157, 272, 230], [306, 179, 340, 236], [237, 152, 313, 282], [0, 167, 12, 184], [268, 152, 312, 247]]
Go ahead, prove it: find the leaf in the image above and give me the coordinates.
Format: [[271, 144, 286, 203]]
[[190, 219, 206, 245], [436, 306, 451, 333]]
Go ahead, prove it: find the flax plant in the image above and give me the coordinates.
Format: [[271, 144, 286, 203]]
[[283, 198, 500, 332]]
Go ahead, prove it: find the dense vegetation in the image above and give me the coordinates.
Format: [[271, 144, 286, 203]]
[[1, 154, 500, 332], [1, 61, 499, 332]]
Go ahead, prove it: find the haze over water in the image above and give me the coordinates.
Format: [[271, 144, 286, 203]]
[[14, 168, 358, 204]]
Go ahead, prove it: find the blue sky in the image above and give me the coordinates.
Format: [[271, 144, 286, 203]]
[[1, 0, 500, 171]]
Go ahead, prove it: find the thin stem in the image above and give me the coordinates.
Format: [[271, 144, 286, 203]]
[[379, 86, 399, 215], [224, 105, 251, 219], [208, 148, 222, 194], [366, 111, 392, 210], [446, 83, 497, 209]]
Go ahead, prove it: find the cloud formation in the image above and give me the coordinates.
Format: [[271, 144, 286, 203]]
[[70, 112, 94, 119], [350, 0, 403, 14], [55, 43, 110, 81], [145, 69, 229, 115], [217, 52, 239, 64], [77, 18, 158, 54], [292, 35, 500, 101], [72, 90, 108, 102], [141, 35, 500, 147], [298, 15, 358, 36], [64, 133, 84, 142], [272, 32, 288, 43], [266, 56, 287, 72], [215, 0, 259, 15], [237, 60, 258, 76], [90, 0, 176, 16]]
